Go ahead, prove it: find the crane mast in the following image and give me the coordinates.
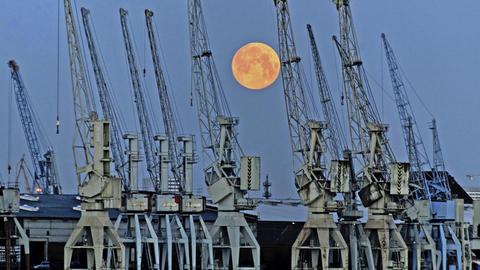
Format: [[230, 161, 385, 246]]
[[332, 0, 409, 268], [188, 0, 261, 268], [8, 60, 61, 195], [145, 10, 183, 191], [274, 1, 349, 268], [81, 8, 128, 190], [63, 1, 124, 268], [119, 8, 160, 191]]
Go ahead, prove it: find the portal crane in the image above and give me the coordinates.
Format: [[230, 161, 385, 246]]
[[120, 8, 192, 270], [381, 33, 439, 270], [332, 0, 409, 268], [430, 119, 470, 269], [188, 0, 261, 268], [273, 1, 348, 269], [382, 34, 462, 269], [8, 60, 61, 195], [81, 8, 159, 270], [307, 23, 374, 270], [145, 9, 213, 269], [382, 33, 468, 269], [62, 0, 124, 268]]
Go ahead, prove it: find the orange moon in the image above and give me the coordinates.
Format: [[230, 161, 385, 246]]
[[231, 42, 280, 90]]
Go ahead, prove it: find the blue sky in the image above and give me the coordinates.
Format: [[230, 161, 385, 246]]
[[1, 0, 479, 198]]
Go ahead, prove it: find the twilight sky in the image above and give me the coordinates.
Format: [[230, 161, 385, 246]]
[[1, 0, 479, 198]]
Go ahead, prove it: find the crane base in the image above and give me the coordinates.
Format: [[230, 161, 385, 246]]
[[64, 210, 125, 270], [0, 216, 30, 270], [431, 222, 464, 270], [364, 214, 408, 270], [399, 222, 436, 270], [339, 221, 375, 270], [111, 213, 160, 270], [291, 212, 348, 270], [210, 211, 260, 270], [151, 214, 191, 270], [185, 215, 214, 269]]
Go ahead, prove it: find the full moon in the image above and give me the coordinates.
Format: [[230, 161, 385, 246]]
[[231, 42, 280, 90]]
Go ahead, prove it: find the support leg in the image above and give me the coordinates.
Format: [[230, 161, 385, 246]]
[[134, 214, 142, 270]]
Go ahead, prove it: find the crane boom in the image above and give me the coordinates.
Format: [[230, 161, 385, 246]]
[[307, 24, 363, 219], [119, 8, 159, 190], [275, 0, 315, 169], [332, 0, 399, 192], [430, 119, 451, 200], [63, 0, 97, 186], [188, 0, 243, 187], [81, 7, 128, 189], [8, 60, 61, 194], [307, 24, 347, 160], [145, 10, 183, 191], [274, 0, 330, 205], [381, 34, 430, 201]]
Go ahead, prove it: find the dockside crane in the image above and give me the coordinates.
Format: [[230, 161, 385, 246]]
[[145, 9, 213, 269], [3, 60, 32, 270], [8, 60, 62, 195], [81, 8, 159, 270], [120, 8, 191, 270], [430, 118, 470, 269], [381, 33, 464, 269], [62, 0, 124, 268], [307, 23, 374, 270], [273, 1, 349, 269], [188, 0, 261, 268], [332, 0, 409, 268]]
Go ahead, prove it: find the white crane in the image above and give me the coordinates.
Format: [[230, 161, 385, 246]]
[[332, 0, 409, 268], [273, 1, 349, 268], [62, 0, 124, 268], [188, 0, 261, 268]]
